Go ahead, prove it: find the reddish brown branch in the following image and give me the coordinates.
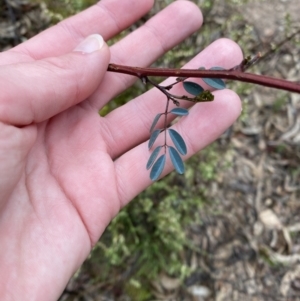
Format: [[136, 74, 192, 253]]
[[107, 63, 300, 94]]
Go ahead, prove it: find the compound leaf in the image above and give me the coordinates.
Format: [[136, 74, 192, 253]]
[[150, 154, 166, 181], [170, 108, 189, 116], [150, 113, 162, 133], [168, 146, 185, 174], [148, 129, 161, 149], [146, 146, 162, 170], [168, 129, 187, 155], [183, 81, 204, 96]]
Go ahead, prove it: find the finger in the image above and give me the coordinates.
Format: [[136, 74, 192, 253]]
[[115, 89, 241, 207], [0, 122, 36, 204], [102, 38, 243, 158], [0, 35, 110, 125], [1, 0, 154, 64], [88, 0, 203, 108]]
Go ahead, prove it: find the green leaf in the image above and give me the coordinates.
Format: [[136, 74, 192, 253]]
[[203, 77, 226, 90], [183, 81, 204, 96], [169, 108, 189, 116], [168, 129, 187, 155], [203, 67, 226, 90], [150, 113, 162, 133], [146, 146, 162, 170], [168, 146, 185, 174], [150, 154, 166, 181], [148, 129, 161, 149]]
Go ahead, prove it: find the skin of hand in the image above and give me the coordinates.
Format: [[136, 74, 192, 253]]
[[0, 0, 243, 300]]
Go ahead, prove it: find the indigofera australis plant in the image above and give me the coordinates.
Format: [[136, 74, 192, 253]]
[[107, 54, 300, 181]]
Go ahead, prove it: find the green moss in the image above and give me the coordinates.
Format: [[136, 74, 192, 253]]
[[125, 279, 152, 301], [49, 0, 96, 15], [92, 143, 233, 289], [98, 172, 204, 280]]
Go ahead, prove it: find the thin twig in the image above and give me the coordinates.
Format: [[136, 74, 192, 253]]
[[258, 28, 300, 63]]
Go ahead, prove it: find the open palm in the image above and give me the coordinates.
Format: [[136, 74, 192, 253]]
[[0, 0, 242, 300]]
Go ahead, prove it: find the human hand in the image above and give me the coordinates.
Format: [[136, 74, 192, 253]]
[[0, 0, 242, 300]]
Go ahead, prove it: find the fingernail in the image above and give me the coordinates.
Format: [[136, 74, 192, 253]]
[[73, 34, 104, 54]]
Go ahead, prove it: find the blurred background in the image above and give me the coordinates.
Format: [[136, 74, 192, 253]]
[[1, 0, 300, 300]]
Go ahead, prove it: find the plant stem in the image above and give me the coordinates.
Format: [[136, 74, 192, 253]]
[[164, 97, 170, 154], [107, 63, 300, 94]]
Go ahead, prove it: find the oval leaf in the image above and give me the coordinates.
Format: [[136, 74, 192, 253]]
[[203, 77, 226, 90], [202, 66, 226, 89], [150, 154, 166, 181], [169, 108, 189, 116], [168, 129, 187, 155], [183, 81, 204, 96], [148, 129, 161, 149], [168, 146, 185, 174], [202, 66, 226, 90], [150, 113, 162, 133], [210, 66, 226, 70], [146, 146, 162, 170]]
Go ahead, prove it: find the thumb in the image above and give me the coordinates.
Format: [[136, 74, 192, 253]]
[[0, 34, 110, 125]]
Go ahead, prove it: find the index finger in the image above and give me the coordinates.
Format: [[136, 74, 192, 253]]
[[7, 0, 154, 59]]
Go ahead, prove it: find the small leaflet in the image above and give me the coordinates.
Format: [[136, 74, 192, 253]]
[[148, 129, 161, 149], [150, 154, 166, 181], [168, 146, 184, 174], [203, 66, 226, 90], [169, 108, 189, 116], [146, 146, 162, 170], [150, 113, 162, 133], [210, 66, 226, 70], [183, 81, 204, 96], [203, 78, 226, 90], [168, 129, 187, 155]]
